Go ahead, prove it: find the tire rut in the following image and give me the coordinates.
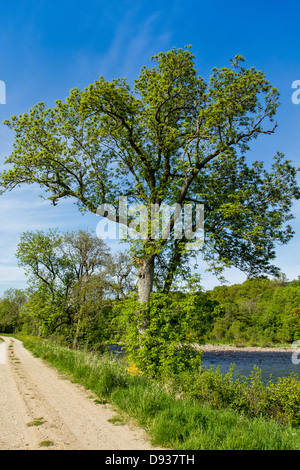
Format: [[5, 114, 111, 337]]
[[7, 338, 81, 449], [2, 337, 160, 450]]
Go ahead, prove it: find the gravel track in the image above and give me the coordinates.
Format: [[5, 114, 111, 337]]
[[0, 337, 161, 450]]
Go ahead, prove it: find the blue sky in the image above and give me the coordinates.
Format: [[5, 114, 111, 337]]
[[0, 0, 299, 294]]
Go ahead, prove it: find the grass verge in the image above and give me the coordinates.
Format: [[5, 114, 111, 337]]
[[17, 335, 300, 450]]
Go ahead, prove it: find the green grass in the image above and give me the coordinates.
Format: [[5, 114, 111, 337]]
[[27, 417, 45, 427], [17, 335, 300, 450], [39, 440, 54, 447]]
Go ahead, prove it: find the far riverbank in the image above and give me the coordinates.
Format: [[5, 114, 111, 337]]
[[196, 343, 299, 353], [196, 343, 300, 382]]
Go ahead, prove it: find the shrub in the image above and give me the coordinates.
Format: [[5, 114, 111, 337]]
[[113, 293, 203, 378], [266, 375, 300, 426], [175, 364, 300, 427]]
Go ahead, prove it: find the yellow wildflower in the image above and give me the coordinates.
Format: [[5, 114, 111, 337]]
[[127, 363, 141, 376]]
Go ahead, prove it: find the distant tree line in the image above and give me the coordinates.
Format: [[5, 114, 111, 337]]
[[207, 276, 300, 345]]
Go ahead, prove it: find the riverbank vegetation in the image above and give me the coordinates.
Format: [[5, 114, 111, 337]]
[[9, 335, 298, 450]]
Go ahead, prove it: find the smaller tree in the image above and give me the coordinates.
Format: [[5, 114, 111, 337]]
[[69, 274, 115, 349], [16, 229, 113, 343], [109, 251, 137, 299]]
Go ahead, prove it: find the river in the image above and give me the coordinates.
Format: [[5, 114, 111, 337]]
[[201, 349, 300, 383], [108, 344, 300, 384]]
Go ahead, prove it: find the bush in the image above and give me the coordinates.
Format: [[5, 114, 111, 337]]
[[266, 375, 300, 426], [175, 364, 300, 427], [114, 293, 203, 378]]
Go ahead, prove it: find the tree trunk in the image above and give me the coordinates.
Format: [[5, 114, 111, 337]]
[[137, 255, 155, 333], [137, 255, 155, 303]]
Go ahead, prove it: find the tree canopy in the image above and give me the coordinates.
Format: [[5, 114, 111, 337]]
[[1, 47, 299, 308]]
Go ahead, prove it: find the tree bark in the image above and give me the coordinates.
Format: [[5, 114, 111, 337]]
[[137, 255, 155, 333], [137, 255, 155, 303]]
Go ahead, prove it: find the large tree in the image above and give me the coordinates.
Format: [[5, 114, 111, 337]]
[[1, 48, 299, 314]]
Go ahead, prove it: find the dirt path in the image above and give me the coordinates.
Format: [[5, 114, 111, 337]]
[[0, 336, 161, 450]]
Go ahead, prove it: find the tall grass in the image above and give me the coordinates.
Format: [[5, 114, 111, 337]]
[[19, 335, 300, 450], [174, 364, 300, 427]]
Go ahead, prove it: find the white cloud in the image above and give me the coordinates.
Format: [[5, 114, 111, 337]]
[[72, 9, 172, 85]]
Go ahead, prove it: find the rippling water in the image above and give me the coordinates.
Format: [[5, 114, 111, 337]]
[[108, 345, 300, 383], [201, 350, 300, 383]]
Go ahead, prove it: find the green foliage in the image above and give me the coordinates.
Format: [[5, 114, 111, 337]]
[[1, 45, 299, 377], [0, 288, 27, 333], [23, 285, 69, 337], [14, 228, 122, 347], [176, 365, 300, 427], [114, 291, 221, 378], [69, 275, 118, 349], [207, 277, 300, 345]]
